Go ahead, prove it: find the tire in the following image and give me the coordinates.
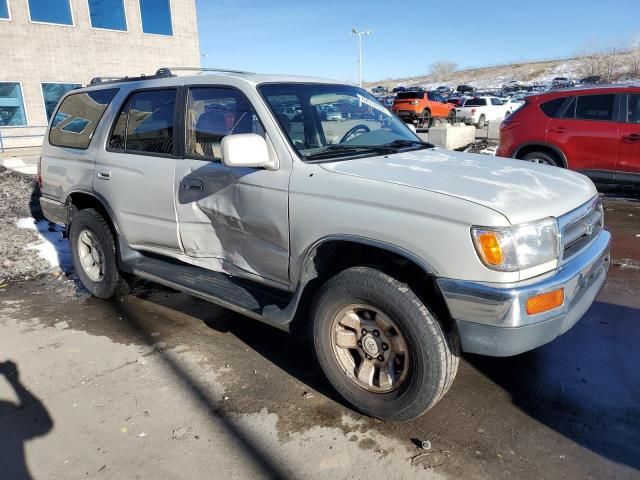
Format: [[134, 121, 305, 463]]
[[476, 114, 486, 129], [522, 151, 560, 167], [420, 110, 432, 128], [69, 208, 130, 299], [310, 266, 460, 421], [448, 110, 457, 124]]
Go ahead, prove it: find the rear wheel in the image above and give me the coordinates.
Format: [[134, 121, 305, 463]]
[[420, 110, 432, 128], [476, 114, 486, 129], [311, 266, 460, 421], [69, 208, 130, 299], [522, 151, 560, 167], [448, 110, 457, 124]]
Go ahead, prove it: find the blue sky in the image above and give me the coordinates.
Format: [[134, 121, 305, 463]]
[[196, 0, 639, 82]]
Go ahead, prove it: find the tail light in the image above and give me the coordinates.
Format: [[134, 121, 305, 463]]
[[410, 100, 419, 105], [37, 156, 42, 189], [471, 108, 476, 114]]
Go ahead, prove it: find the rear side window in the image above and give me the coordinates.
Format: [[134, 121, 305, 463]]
[[490, 98, 503, 105], [540, 97, 566, 117], [109, 89, 176, 155], [575, 94, 614, 121], [49, 88, 118, 149], [396, 92, 425, 100]]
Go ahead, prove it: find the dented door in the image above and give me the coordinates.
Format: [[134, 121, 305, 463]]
[[174, 86, 290, 286]]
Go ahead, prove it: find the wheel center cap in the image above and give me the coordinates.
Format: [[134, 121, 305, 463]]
[[361, 334, 380, 356]]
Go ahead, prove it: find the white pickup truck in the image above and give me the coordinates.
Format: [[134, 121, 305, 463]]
[[455, 96, 510, 128]]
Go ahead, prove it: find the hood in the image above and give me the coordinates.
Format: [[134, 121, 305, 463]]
[[319, 148, 597, 225]]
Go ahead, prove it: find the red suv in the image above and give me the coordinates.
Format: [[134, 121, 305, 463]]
[[497, 85, 640, 186]]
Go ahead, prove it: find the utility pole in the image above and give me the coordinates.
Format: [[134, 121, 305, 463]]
[[351, 28, 373, 88]]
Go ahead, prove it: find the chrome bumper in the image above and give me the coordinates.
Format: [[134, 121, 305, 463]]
[[437, 229, 611, 356]]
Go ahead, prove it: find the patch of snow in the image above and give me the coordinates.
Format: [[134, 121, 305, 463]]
[[16, 218, 72, 272], [480, 146, 498, 155]]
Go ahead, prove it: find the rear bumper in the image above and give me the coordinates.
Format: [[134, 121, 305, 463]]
[[436, 229, 611, 356]]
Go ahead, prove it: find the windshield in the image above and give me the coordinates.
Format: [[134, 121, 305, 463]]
[[259, 83, 426, 161]]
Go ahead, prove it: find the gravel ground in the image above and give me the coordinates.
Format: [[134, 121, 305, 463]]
[[0, 166, 51, 284]]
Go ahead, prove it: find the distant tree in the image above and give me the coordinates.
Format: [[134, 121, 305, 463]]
[[600, 41, 620, 82], [429, 60, 458, 82], [575, 40, 602, 77], [629, 36, 640, 78]]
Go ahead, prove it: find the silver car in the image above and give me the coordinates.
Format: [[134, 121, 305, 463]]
[[39, 68, 611, 421]]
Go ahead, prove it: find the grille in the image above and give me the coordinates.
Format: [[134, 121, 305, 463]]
[[559, 197, 603, 262]]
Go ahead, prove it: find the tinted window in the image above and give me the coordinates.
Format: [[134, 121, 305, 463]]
[[28, 0, 73, 25], [540, 97, 566, 117], [88, 0, 127, 30], [575, 94, 614, 121], [139, 0, 172, 35], [464, 98, 487, 106], [561, 97, 576, 119], [0, 0, 9, 19], [42, 83, 82, 121], [628, 95, 640, 124], [186, 87, 265, 160], [396, 92, 424, 100], [490, 98, 503, 105], [49, 89, 118, 149], [109, 89, 176, 154], [0, 83, 27, 126]]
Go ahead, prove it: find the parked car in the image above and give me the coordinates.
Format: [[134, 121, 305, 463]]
[[436, 85, 453, 95], [371, 85, 387, 94], [456, 84, 475, 94], [455, 96, 510, 128], [392, 86, 407, 93], [552, 77, 574, 88], [325, 108, 343, 121], [392, 90, 456, 127], [497, 84, 640, 185], [39, 68, 611, 421], [502, 98, 524, 114], [502, 80, 521, 91], [383, 95, 395, 107], [446, 97, 466, 107], [579, 75, 601, 85]]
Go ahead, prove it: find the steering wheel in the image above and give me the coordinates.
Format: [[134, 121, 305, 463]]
[[340, 124, 370, 143]]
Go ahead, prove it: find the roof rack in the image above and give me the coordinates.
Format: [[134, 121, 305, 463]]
[[89, 67, 254, 86], [157, 67, 255, 76]]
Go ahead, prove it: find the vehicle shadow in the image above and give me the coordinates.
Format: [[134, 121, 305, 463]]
[[0, 360, 54, 480], [466, 300, 640, 471]]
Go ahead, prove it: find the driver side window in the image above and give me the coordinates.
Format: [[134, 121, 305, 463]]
[[186, 87, 265, 161]]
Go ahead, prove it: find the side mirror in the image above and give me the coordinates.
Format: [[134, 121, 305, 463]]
[[221, 133, 276, 170]]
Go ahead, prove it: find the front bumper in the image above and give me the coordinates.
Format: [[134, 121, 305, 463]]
[[437, 229, 611, 356]]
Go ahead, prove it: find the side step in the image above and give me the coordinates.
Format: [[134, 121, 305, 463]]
[[130, 254, 298, 329]]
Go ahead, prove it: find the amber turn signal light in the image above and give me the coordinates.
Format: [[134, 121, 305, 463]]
[[477, 232, 503, 266], [526, 289, 564, 315]]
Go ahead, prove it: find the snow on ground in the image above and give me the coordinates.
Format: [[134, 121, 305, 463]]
[[16, 217, 72, 273]]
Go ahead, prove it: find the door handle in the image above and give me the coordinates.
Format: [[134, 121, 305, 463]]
[[548, 127, 567, 133], [96, 171, 111, 180], [181, 178, 203, 191], [622, 133, 640, 142]]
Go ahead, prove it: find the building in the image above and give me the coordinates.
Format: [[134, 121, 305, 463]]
[[0, 0, 200, 151]]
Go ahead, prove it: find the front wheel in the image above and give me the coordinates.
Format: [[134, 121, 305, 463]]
[[522, 151, 560, 167], [311, 267, 460, 421], [69, 208, 131, 299]]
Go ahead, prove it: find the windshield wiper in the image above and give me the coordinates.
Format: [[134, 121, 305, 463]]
[[304, 144, 396, 160], [380, 139, 435, 149]]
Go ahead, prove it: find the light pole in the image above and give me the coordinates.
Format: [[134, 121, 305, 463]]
[[351, 28, 373, 88]]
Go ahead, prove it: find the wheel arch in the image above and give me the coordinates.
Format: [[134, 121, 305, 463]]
[[288, 236, 451, 334], [513, 142, 568, 168]]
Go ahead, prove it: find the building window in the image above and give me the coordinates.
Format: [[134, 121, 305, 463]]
[[49, 89, 119, 149], [0, 0, 10, 20], [139, 0, 172, 36], [42, 83, 82, 121], [28, 0, 73, 25], [88, 0, 127, 31], [0, 83, 27, 127]]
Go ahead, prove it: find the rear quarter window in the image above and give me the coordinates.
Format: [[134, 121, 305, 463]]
[[540, 97, 567, 117], [48, 89, 119, 149]]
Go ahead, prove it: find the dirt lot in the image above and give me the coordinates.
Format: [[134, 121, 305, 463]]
[[0, 178, 639, 479]]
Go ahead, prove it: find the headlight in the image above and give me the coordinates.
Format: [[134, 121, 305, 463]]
[[471, 218, 560, 271]]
